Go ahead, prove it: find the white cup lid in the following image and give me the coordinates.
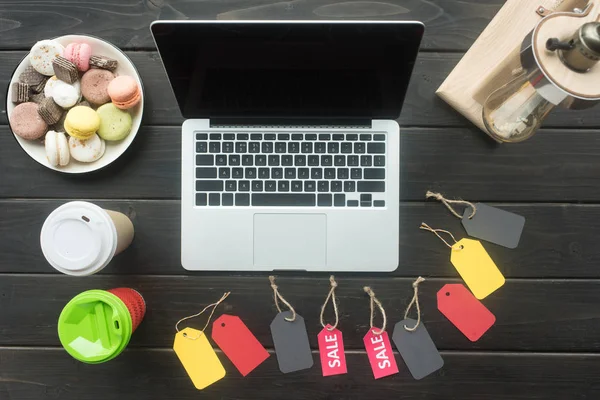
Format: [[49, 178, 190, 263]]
[[40, 201, 117, 276]]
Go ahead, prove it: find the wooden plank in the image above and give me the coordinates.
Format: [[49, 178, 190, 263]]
[[2, 51, 598, 128], [2, 275, 600, 352], [3, 125, 600, 201], [1, 348, 599, 400], [0, 0, 503, 51], [3, 201, 600, 278]]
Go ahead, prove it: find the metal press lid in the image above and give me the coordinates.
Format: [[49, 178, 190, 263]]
[[40, 201, 117, 276]]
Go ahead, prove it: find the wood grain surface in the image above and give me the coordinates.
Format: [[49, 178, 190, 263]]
[[2, 0, 600, 399]]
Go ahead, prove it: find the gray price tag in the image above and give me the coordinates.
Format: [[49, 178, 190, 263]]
[[270, 311, 314, 374], [392, 319, 444, 380], [462, 203, 525, 249]]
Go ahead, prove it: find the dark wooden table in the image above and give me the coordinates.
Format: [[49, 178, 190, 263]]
[[2, 1, 600, 399]]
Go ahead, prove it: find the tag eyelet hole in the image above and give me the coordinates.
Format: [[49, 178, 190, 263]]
[[82, 216, 90, 222], [446, 292, 450, 296], [221, 323, 226, 328], [183, 333, 187, 337], [459, 245, 464, 250]]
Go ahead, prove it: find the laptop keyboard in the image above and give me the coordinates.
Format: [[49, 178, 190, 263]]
[[195, 132, 386, 207]]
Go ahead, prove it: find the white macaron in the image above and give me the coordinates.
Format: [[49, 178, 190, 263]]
[[45, 131, 70, 167], [29, 40, 65, 76], [69, 133, 106, 163], [45, 77, 81, 109]]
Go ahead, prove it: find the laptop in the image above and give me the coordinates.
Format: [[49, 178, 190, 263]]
[[151, 21, 424, 272]]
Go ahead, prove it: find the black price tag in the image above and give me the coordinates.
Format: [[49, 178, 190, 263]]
[[392, 319, 444, 380], [462, 203, 525, 249], [270, 311, 314, 374]]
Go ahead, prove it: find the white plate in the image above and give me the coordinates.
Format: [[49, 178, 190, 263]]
[[6, 34, 144, 174]]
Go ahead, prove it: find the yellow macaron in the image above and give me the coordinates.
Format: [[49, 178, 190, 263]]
[[64, 106, 100, 140]]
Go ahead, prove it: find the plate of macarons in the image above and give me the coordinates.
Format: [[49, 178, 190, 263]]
[[6, 34, 144, 173]]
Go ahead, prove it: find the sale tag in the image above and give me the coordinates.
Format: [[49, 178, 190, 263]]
[[437, 284, 496, 342], [212, 314, 269, 376], [317, 325, 347, 376], [451, 238, 505, 299], [363, 329, 398, 379], [462, 203, 525, 249], [270, 311, 314, 374], [392, 319, 444, 380], [173, 328, 225, 390]]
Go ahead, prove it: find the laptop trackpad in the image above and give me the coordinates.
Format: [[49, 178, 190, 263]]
[[254, 214, 327, 269]]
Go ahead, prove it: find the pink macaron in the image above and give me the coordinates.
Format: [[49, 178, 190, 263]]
[[107, 76, 141, 110], [64, 43, 92, 72], [10, 102, 48, 140]]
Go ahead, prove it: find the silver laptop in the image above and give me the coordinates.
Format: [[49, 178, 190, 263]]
[[151, 20, 424, 272]]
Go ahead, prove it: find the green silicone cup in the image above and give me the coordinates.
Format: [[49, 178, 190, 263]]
[[58, 289, 133, 364]]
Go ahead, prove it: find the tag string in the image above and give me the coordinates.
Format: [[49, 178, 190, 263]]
[[269, 276, 297, 322], [364, 286, 386, 335], [420, 222, 460, 249], [426, 191, 477, 219], [403, 277, 426, 332], [175, 292, 230, 340], [320, 275, 339, 331]]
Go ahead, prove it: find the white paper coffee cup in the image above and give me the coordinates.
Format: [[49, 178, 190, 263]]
[[40, 201, 135, 276]]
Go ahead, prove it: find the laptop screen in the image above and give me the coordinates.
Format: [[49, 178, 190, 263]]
[[151, 21, 424, 120]]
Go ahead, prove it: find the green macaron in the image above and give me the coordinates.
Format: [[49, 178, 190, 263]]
[[96, 103, 132, 141]]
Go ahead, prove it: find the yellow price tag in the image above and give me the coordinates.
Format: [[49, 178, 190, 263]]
[[450, 238, 505, 300], [173, 327, 226, 390]]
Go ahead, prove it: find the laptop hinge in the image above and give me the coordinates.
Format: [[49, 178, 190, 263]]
[[210, 117, 372, 129]]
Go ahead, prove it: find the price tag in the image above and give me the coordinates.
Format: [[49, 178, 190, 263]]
[[212, 314, 269, 376], [437, 284, 496, 342], [270, 311, 314, 374], [363, 329, 398, 379], [317, 325, 347, 376], [451, 238, 505, 299], [392, 319, 444, 380], [462, 203, 525, 249], [173, 328, 225, 390]]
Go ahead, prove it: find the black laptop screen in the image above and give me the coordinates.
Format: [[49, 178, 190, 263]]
[[151, 22, 424, 120]]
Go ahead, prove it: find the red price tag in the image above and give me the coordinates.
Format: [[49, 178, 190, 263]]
[[363, 329, 398, 379], [212, 314, 270, 376], [317, 325, 347, 376], [437, 284, 496, 342]]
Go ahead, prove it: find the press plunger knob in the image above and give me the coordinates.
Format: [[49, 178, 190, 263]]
[[546, 38, 574, 51]]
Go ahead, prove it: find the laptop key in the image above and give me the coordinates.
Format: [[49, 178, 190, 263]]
[[242, 155, 253, 166], [236, 193, 250, 206], [209, 193, 220, 206], [222, 193, 234, 206], [344, 181, 355, 192], [196, 167, 217, 179], [347, 200, 359, 207], [196, 133, 208, 140], [360, 134, 372, 141], [275, 142, 286, 153], [246, 167, 257, 179], [232, 168, 243, 179], [325, 168, 336, 179], [265, 134, 276, 140], [269, 155, 280, 166], [196, 154, 214, 166], [292, 133, 303, 140], [332, 134, 344, 141], [196, 142, 208, 153], [361, 155, 372, 167], [367, 143, 385, 154], [291, 181, 303, 192], [262, 142, 273, 153], [321, 155, 333, 166], [348, 155, 359, 166], [210, 133, 221, 140], [308, 155, 319, 166], [351, 168, 362, 179], [315, 142, 326, 153], [256, 155, 267, 166], [272, 168, 283, 179], [338, 168, 349, 180], [224, 133, 235, 140], [302, 142, 313, 153], [229, 155, 240, 166], [334, 194, 346, 207], [236, 142, 247, 153], [216, 155, 227, 166], [318, 181, 329, 192], [249, 142, 260, 153], [328, 142, 339, 153], [289, 142, 300, 153], [252, 181, 263, 192], [252, 193, 315, 206], [295, 155, 306, 166], [278, 133, 290, 140], [209, 142, 221, 153], [346, 134, 358, 141], [279, 181, 290, 192], [285, 168, 296, 179], [374, 134, 385, 141], [358, 181, 385, 192], [374, 200, 385, 207], [196, 193, 207, 206], [334, 155, 345, 166], [311, 168, 323, 180], [319, 133, 331, 141], [341, 142, 353, 153], [298, 168, 310, 179], [266, 181, 277, 192], [318, 193, 332, 206], [196, 180, 223, 192], [282, 155, 293, 166], [374, 156, 385, 166], [331, 181, 342, 192], [305, 181, 316, 192], [250, 133, 262, 140], [237, 133, 249, 140], [354, 142, 365, 154], [364, 168, 385, 179], [239, 181, 250, 191], [226, 181, 237, 192], [219, 168, 230, 179], [258, 168, 270, 179], [305, 134, 317, 140]]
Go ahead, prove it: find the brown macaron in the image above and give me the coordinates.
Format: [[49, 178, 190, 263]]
[[81, 69, 114, 105], [10, 102, 48, 140]]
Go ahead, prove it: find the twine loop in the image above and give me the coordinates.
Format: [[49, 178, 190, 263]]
[[175, 292, 230, 340], [404, 277, 425, 332], [426, 191, 476, 219], [364, 286, 386, 335], [420, 222, 461, 249], [269, 276, 297, 322], [320, 276, 339, 330]]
